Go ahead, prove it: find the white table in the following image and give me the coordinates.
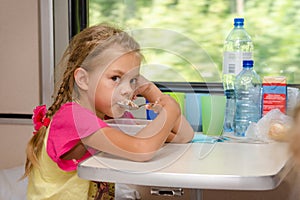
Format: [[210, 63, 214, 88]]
[[78, 141, 293, 199]]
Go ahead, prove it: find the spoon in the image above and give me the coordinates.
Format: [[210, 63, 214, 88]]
[[117, 101, 152, 110]]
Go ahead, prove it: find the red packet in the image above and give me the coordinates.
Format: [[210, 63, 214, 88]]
[[262, 76, 287, 116]]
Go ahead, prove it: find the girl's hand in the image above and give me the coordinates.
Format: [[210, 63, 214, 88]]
[[131, 76, 161, 102], [147, 94, 181, 116]]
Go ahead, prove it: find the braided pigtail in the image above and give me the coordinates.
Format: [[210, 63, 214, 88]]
[[22, 125, 47, 179], [22, 66, 76, 179]]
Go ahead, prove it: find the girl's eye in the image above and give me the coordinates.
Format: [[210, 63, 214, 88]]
[[112, 76, 121, 83]]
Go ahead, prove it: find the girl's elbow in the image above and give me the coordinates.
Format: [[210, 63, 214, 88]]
[[184, 135, 194, 143], [185, 130, 195, 143], [130, 152, 155, 162], [177, 134, 194, 143], [178, 127, 195, 143]]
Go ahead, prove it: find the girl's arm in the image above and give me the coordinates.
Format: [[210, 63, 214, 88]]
[[166, 116, 194, 143], [81, 94, 181, 162], [139, 107, 194, 143], [134, 76, 194, 143]]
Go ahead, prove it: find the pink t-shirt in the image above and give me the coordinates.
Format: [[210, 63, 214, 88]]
[[47, 102, 133, 171]]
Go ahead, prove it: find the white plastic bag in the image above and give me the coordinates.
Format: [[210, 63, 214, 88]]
[[246, 109, 292, 142]]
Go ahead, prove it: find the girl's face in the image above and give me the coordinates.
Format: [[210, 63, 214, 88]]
[[88, 52, 141, 118]]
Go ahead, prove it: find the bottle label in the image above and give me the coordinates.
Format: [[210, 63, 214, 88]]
[[223, 51, 252, 75]]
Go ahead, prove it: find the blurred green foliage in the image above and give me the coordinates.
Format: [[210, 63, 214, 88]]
[[89, 0, 300, 83]]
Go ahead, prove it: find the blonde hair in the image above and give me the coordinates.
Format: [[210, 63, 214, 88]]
[[23, 23, 141, 178]]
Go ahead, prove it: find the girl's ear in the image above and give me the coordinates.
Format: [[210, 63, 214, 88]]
[[74, 68, 89, 91]]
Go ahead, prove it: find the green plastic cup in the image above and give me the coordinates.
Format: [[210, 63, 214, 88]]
[[201, 95, 226, 136], [164, 92, 185, 115]]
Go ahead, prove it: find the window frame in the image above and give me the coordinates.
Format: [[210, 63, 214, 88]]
[[70, 0, 300, 93]]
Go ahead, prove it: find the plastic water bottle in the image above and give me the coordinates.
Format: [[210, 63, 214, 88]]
[[234, 60, 262, 137], [223, 18, 253, 132]]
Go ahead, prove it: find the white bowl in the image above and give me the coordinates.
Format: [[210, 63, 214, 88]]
[[104, 118, 151, 135]]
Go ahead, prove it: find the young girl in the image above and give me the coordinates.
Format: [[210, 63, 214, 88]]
[[23, 23, 194, 199]]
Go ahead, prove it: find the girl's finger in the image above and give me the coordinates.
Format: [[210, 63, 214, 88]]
[[145, 103, 162, 113]]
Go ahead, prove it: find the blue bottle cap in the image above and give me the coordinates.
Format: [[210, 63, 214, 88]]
[[243, 60, 254, 68], [234, 18, 244, 27]]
